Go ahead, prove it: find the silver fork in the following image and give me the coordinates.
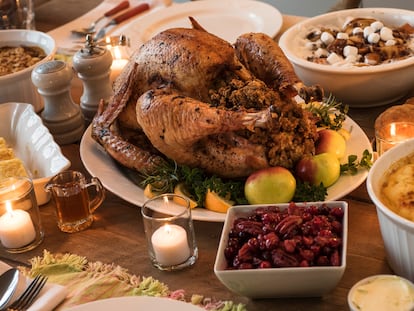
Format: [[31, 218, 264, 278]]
[[6, 275, 48, 311]]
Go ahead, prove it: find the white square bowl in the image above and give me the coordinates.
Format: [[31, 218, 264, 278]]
[[214, 201, 348, 298], [0, 103, 71, 205]]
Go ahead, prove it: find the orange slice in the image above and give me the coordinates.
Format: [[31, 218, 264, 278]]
[[173, 183, 198, 209], [204, 189, 234, 213]]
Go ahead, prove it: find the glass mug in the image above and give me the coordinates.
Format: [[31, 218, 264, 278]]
[[0, 0, 35, 30], [45, 170, 105, 233]]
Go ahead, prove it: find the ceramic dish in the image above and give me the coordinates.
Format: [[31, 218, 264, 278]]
[[0, 30, 56, 112], [0, 103, 71, 205], [114, 0, 283, 50], [279, 8, 414, 107], [65, 296, 203, 311], [348, 274, 414, 311], [80, 114, 371, 222], [367, 138, 414, 282], [214, 201, 348, 298]]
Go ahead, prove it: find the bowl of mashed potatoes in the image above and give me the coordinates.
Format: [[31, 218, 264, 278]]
[[367, 138, 414, 282], [0, 30, 56, 112], [279, 8, 414, 107]]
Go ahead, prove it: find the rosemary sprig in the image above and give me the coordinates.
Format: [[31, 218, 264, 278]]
[[304, 94, 349, 130]]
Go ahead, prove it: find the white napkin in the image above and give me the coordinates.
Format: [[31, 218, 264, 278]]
[[49, 0, 172, 54], [0, 261, 68, 311]]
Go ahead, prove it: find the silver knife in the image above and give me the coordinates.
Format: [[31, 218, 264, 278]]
[[94, 3, 150, 41]]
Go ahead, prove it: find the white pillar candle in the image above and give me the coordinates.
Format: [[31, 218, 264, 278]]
[[151, 224, 191, 266], [110, 58, 129, 84], [0, 202, 36, 248]]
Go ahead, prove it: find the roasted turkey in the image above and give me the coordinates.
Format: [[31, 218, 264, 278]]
[[92, 25, 323, 179]]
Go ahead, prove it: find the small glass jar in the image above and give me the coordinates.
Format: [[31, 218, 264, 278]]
[[141, 194, 198, 271], [0, 177, 44, 253]]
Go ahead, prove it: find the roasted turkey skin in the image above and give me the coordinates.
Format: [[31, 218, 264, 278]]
[[91, 27, 321, 179]]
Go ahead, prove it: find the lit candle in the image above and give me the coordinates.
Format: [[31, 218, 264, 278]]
[[110, 58, 129, 83], [108, 44, 129, 84], [0, 201, 36, 248], [151, 224, 191, 266], [377, 122, 414, 155]]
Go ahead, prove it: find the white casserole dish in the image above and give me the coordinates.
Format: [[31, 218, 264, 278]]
[[0, 103, 71, 205]]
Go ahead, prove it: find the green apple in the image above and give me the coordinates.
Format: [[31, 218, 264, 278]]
[[295, 153, 340, 187], [315, 129, 347, 159], [244, 166, 296, 204]]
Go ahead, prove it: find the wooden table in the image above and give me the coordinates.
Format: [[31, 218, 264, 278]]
[[0, 13, 406, 311]]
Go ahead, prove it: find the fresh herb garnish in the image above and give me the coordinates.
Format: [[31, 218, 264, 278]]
[[304, 94, 349, 130], [340, 149, 373, 175], [293, 181, 327, 202]]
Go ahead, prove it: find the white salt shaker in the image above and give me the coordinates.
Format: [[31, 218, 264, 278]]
[[72, 35, 113, 122], [31, 60, 85, 145]]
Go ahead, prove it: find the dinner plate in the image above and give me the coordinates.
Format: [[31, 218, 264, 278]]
[[113, 0, 283, 50], [80, 116, 372, 222], [65, 296, 203, 311]]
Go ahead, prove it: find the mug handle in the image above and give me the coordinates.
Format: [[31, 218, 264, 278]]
[[85, 177, 105, 213]]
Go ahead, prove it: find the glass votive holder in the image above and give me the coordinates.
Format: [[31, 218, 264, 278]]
[[0, 177, 44, 253], [141, 194, 198, 271], [376, 122, 414, 156]]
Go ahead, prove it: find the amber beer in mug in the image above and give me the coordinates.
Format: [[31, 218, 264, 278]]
[[45, 170, 105, 233]]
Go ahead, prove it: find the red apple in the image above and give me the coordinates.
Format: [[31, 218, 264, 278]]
[[295, 153, 340, 187], [244, 166, 296, 204], [315, 129, 347, 159]]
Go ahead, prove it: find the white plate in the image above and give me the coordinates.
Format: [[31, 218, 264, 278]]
[[80, 116, 372, 222], [65, 296, 203, 311], [114, 0, 283, 50]]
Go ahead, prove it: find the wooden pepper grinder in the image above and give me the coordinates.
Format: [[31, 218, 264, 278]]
[[72, 35, 113, 123], [31, 60, 85, 145]]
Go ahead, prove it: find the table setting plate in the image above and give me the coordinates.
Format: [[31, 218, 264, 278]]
[[65, 296, 203, 311], [113, 0, 283, 50], [80, 115, 372, 222]]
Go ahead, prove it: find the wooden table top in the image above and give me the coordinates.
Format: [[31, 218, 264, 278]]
[[0, 83, 401, 311], [0, 13, 409, 311]]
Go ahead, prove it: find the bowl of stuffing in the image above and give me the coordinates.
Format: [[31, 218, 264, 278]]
[[278, 8, 414, 107], [213, 201, 348, 298], [0, 30, 56, 112]]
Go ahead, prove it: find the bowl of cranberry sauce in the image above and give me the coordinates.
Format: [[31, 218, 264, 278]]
[[214, 201, 348, 298]]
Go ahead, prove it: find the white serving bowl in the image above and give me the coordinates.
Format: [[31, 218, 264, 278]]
[[279, 8, 414, 107], [348, 274, 414, 311], [0, 30, 56, 112], [367, 138, 414, 282], [0, 103, 71, 205], [214, 201, 347, 298]]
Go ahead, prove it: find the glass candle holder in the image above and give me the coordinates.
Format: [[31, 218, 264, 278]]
[[0, 177, 44, 253], [141, 194, 198, 271], [376, 122, 414, 156]]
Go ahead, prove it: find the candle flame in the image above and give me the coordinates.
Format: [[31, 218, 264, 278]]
[[5, 201, 13, 215], [390, 123, 397, 137], [112, 46, 123, 60], [164, 224, 171, 234]]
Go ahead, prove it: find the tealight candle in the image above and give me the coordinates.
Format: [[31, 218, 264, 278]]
[[376, 122, 414, 155], [141, 193, 198, 270], [0, 201, 36, 249], [151, 224, 191, 266]]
